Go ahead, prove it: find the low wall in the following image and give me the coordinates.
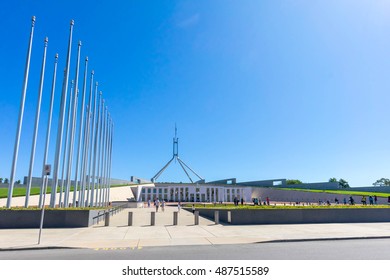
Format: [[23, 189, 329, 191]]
[[0, 209, 101, 228], [111, 201, 144, 208], [197, 208, 390, 225]]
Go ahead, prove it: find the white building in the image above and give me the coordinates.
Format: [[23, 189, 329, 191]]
[[131, 183, 251, 203], [129, 179, 341, 204]]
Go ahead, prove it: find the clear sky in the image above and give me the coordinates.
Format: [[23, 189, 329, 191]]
[[1, 0, 390, 187]]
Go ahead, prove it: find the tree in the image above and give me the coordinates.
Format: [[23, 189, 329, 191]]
[[286, 179, 303, 185], [329, 177, 350, 188], [15, 180, 21, 184], [338, 178, 350, 188], [4, 178, 9, 184], [0, 178, 3, 183], [373, 178, 390, 186]]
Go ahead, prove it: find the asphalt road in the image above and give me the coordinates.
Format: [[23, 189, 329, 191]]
[[1, 238, 390, 260]]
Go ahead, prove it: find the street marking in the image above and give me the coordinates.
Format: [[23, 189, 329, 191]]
[[93, 246, 142, 251]]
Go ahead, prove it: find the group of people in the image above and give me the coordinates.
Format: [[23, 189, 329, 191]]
[[360, 195, 377, 205], [329, 195, 382, 206], [319, 194, 388, 206], [233, 197, 244, 206], [145, 194, 390, 210], [147, 199, 184, 213], [252, 197, 270, 206], [147, 198, 166, 212]]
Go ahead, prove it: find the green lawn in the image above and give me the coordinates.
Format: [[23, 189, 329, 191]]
[[0, 186, 84, 199], [278, 188, 390, 198], [0, 184, 129, 199], [184, 203, 390, 210], [0, 186, 49, 199]]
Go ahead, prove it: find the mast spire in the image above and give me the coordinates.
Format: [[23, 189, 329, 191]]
[[151, 124, 204, 183]]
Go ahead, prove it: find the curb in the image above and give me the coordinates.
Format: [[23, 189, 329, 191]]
[[2, 236, 390, 252], [256, 235, 390, 244], [0, 246, 80, 252]]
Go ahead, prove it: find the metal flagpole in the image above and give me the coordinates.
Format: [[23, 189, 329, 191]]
[[49, 20, 74, 208], [7, 16, 36, 208], [80, 72, 94, 207], [107, 122, 114, 205], [90, 91, 102, 207], [99, 105, 107, 206], [64, 41, 82, 207], [59, 80, 74, 207], [72, 56, 88, 207], [102, 107, 109, 206], [103, 114, 111, 206], [79, 104, 89, 206], [25, 37, 48, 208], [86, 82, 98, 206], [102, 111, 108, 206], [95, 99, 104, 205], [38, 53, 58, 208], [104, 119, 111, 206]]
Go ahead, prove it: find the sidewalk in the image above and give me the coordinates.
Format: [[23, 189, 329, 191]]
[[1, 204, 390, 250]]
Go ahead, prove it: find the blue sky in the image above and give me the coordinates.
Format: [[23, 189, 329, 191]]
[[1, 0, 390, 187]]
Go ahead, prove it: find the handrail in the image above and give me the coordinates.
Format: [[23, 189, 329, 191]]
[[92, 203, 126, 225]]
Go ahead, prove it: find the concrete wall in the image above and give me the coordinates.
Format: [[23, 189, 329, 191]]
[[207, 178, 237, 185], [238, 180, 339, 190], [278, 182, 340, 190], [0, 209, 101, 228], [238, 179, 286, 187], [197, 208, 390, 225], [350, 186, 390, 193]]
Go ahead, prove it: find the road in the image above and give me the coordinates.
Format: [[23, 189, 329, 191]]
[[1, 238, 390, 260]]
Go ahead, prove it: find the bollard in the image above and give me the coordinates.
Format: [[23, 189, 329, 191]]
[[227, 211, 231, 223], [173, 211, 178, 225], [104, 212, 110, 226], [194, 211, 199, 225], [128, 212, 133, 226], [151, 212, 155, 226], [214, 210, 219, 224]]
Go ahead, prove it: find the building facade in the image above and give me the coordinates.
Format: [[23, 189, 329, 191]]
[[134, 183, 250, 203]]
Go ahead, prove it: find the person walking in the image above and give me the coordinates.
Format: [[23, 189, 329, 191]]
[[177, 201, 181, 212], [155, 199, 160, 212], [161, 200, 165, 212]]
